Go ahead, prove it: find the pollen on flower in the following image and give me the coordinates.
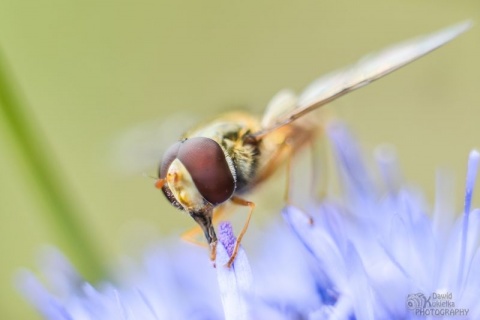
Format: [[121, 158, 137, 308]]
[[218, 222, 236, 257]]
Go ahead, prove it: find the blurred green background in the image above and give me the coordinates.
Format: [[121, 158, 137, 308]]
[[0, 1, 479, 319]]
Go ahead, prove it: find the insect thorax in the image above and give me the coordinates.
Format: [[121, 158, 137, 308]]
[[220, 130, 260, 194]]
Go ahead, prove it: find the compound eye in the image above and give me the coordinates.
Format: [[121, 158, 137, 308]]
[[177, 137, 235, 205]]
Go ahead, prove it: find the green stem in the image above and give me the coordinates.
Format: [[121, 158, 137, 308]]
[[0, 49, 105, 281]]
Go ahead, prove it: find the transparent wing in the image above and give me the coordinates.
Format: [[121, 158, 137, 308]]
[[109, 112, 198, 176], [252, 21, 472, 138], [260, 89, 298, 128]]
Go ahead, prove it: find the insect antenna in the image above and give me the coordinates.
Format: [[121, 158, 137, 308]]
[[143, 172, 166, 189]]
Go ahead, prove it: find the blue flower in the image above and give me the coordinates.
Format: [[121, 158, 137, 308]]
[[18, 122, 480, 319], [216, 222, 253, 320], [19, 244, 224, 319]]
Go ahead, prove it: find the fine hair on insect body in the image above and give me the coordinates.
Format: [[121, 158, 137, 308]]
[[154, 21, 472, 267]]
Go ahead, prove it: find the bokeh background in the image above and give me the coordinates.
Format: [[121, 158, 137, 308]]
[[0, 1, 479, 319]]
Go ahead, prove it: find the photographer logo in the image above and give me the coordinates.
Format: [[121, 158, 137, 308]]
[[406, 292, 468, 317]]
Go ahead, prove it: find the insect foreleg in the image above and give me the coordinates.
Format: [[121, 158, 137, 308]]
[[226, 196, 256, 268]]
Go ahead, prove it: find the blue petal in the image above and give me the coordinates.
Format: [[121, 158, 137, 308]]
[[16, 270, 72, 320], [459, 150, 480, 285], [327, 121, 375, 199], [216, 222, 253, 320], [282, 205, 346, 296]]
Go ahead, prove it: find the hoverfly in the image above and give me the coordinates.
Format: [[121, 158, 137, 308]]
[[154, 22, 471, 267]]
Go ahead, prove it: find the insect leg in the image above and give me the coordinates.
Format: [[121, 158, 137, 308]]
[[284, 142, 293, 204], [282, 139, 316, 225], [226, 196, 255, 267], [310, 135, 329, 200], [284, 138, 321, 225], [180, 226, 208, 248]]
